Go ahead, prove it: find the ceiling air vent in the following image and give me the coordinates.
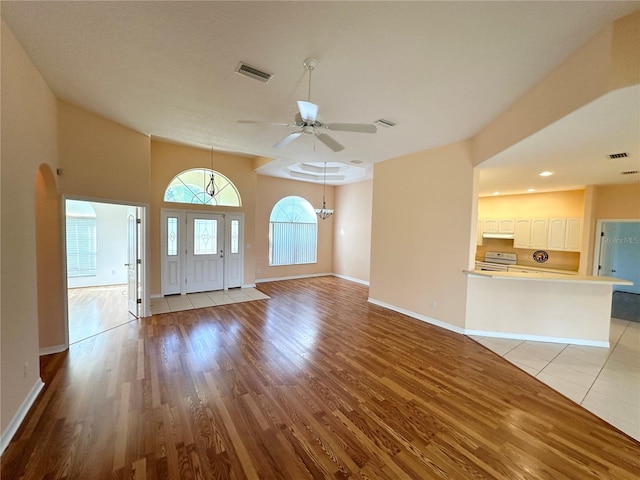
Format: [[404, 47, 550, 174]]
[[621, 170, 639, 175], [608, 152, 629, 159], [235, 62, 273, 83], [374, 118, 397, 128]]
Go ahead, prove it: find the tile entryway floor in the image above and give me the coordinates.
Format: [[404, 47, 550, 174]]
[[472, 317, 640, 442], [150, 287, 269, 314]]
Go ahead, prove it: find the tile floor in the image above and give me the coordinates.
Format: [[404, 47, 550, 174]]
[[472, 318, 640, 442], [150, 287, 269, 314]]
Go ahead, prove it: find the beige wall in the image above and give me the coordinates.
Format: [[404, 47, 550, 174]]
[[478, 190, 585, 219], [1, 22, 59, 434], [57, 100, 151, 204], [149, 139, 257, 293], [333, 180, 373, 283], [370, 140, 474, 329], [255, 175, 334, 280], [473, 10, 640, 166], [35, 165, 66, 350]]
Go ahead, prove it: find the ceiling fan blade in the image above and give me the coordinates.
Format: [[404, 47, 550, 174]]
[[238, 120, 293, 127], [297, 100, 319, 123], [273, 131, 303, 149], [325, 123, 377, 134], [316, 133, 344, 152]]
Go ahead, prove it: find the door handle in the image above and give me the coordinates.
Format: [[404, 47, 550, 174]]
[[124, 263, 131, 267]]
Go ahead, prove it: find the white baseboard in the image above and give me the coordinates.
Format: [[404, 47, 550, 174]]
[[367, 297, 465, 335], [332, 274, 370, 286], [242, 284, 256, 289], [464, 329, 610, 348], [0, 378, 44, 456], [39, 344, 67, 356], [255, 273, 332, 283], [150, 293, 163, 299]]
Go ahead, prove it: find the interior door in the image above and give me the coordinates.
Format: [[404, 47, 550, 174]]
[[126, 207, 139, 316], [186, 213, 224, 293]]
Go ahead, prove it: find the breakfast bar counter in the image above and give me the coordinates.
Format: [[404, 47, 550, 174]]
[[464, 270, 632, 347]]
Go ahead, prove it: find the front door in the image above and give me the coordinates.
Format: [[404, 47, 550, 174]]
[[126, 207, 139, 316], [185, 213, 224, 293]]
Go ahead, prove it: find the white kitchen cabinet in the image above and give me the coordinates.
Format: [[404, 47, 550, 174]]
[[482, 218, 514, 234], [530, 218, 549, 249], [548, 217, 582, 251], [513, 219, 532, 248], [564, 218, 582, 251], [548, 218, 566, 250], [477, 220, 483, 246], [514, 218, 548, 248]]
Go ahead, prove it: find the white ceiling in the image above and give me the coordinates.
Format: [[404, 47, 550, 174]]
[[2, 1, 639, 191]]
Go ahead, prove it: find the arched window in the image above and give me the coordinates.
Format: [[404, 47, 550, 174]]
[[164, 168, 241, 207], [66, 200, 97, 277], [269, 196, 317, 266]]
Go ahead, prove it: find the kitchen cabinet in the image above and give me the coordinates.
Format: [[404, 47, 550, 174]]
[[482, 218, 514, 234], [548, 218, 582, 251], [513, 218, 548, 249], [477, 220, 483, 246]]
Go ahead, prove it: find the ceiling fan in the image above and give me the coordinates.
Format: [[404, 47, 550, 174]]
[[239, 58, 377, 152]]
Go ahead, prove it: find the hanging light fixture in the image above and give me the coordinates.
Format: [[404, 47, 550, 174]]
[[205, 147, 216, 198], [315, 162, 334, 220]]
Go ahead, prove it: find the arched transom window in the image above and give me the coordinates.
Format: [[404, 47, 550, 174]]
[[164, 168, 241, 207], [269, 196, 317, 266]]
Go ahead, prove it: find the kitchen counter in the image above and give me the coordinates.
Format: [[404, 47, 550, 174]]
[[466, 269, 630, 285], [464, 270, 633, 347]]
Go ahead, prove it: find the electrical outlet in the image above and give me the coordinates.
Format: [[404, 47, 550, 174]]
[[431, 301, 437, 310], [23, 361, 29, 378]]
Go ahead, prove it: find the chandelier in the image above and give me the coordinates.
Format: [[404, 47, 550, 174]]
[[315, 162, 334, 220], [205, 147, 216, 198]]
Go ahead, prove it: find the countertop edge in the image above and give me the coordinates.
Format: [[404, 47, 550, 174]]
[[464, 269, 633, 285]]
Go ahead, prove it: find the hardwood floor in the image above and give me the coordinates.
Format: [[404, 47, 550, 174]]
[[3, 277, 639, 479], [68, 284, 136, 344]]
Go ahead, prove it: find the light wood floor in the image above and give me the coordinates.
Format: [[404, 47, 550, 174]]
[[68, 284, 136, 344], [3, 277, 639, 479]]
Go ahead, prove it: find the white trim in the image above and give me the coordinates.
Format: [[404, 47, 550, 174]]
[[367, 297, 466, 335], [151, 293, 163, 299], [0, 378, 44, 455], [464, 329, 610, 348], [242, 283, 257, 289], [39, 344, 67, 356], [332, 273, 370, 286], [255, 273, 332, 283]]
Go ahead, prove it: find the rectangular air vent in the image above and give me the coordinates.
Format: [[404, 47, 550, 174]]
[[608, 152, 629, 159], [374, 118, 397, 128], [235, 62, 273, 83], [621, 170, 639, 175]]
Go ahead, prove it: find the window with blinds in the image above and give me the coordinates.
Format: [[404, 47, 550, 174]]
[[269, 196, 317, 266], [66, 200, 97, 278]]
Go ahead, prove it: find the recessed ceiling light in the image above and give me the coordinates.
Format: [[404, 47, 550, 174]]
[[527, 188, 536, 192], [539, 171, 554, 177], [492, 191, 500, 195]]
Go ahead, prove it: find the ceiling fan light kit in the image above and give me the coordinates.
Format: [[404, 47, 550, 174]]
[[239, 57, 377, 153]]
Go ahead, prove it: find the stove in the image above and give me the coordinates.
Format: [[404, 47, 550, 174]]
[[475, 251, 517, 272]]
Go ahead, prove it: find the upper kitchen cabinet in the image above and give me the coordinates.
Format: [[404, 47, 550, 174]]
[[483, 218, 515, 234], [548, 218, 582, 251], [514, 218, 549, 249]]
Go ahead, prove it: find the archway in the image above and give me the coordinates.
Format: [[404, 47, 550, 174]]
[[35, 164, 66, 353]]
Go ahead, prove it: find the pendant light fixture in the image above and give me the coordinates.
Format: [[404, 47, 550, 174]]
[[205, 147, 216, 198], [315, 162, 334, 220]]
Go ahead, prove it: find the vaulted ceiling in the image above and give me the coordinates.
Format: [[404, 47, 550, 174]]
[[2, 1, 639, 193]]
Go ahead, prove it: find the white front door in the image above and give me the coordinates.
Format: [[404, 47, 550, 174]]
[[186, 213, 224, 293], [126, 207, 139, 316]]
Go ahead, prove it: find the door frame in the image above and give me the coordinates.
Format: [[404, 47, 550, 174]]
[[62, 195, 150, 348], [592, 218, 640, 278], [161, 208, 244, 296]]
